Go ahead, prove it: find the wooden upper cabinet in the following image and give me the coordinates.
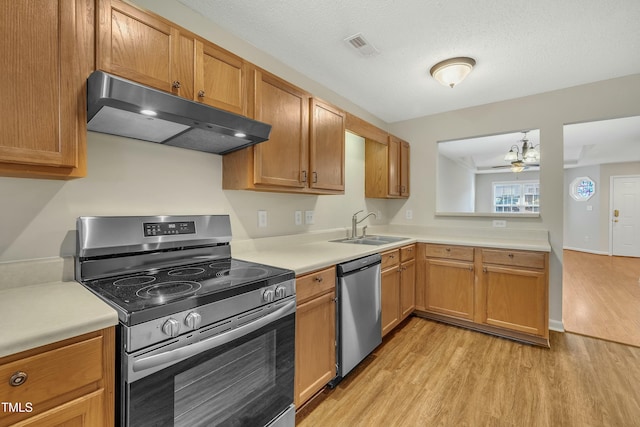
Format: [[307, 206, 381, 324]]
[[400, 140, 410, 197], [0, 0, 93, 179], [195, 41, 246, 115], [97, 0, 246, 112], [97, 0, 178, 93], [388, 136, 400, 196], [310, 99, 345, 192], [252, 68, 309, 188], [365, 134, 410, 198], [223, 68, 345, 195]]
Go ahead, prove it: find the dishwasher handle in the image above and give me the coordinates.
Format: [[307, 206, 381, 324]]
[[337, 253, 382, 276]]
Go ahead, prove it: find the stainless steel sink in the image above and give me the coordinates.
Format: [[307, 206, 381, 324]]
[[330, 235, 410, 246]]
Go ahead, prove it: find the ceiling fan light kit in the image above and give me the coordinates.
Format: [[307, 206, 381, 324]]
[[430, 57, 476, 88], [495, 131, 540, 173]]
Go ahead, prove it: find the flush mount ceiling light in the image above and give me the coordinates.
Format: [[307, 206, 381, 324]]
[[430, 57, 476, 88]]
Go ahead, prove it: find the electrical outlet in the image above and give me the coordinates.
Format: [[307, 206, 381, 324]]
[[257, 210, 268, 228], [294, 211, 302, 225], [405, 209, 413, 220], [305, 210, 314, 225], [492, 220, 507, 228]]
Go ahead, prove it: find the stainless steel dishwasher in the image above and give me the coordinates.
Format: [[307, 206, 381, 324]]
[[332, 253, 382, 385]]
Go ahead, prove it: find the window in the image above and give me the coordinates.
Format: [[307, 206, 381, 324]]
[[570, 176, 595, 201], [493, 181, 539, 213]]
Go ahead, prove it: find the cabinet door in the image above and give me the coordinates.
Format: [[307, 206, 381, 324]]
[[309, 99, 345, 192], [400, 140, 410, 197], [387, 136, 400, 197], [0, 0, 91, 177], [253, 69, 309, 188], [480, 265, 547, 336], [13, 390, 104, 427], [195, 41, 246, 115], [295, 291, 336, 407], [97, 0, 180, 94], [381, 267, 400, 337], [400, 259, 415, 319], [425, 258, 475, 320]]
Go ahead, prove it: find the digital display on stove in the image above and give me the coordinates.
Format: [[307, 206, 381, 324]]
[[143, 221, 196, 236]]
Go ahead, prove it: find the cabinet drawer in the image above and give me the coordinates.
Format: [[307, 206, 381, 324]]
[[424, 244, 474, 261], [0, 336, 103, 409], [297, 266, 336, 303], [481, 249, 546, 269], [381, 249, 400, 270], [400, 244, 416, 262]]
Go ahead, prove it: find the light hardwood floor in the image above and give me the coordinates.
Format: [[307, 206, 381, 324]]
[[563, 249, 640, 347], [297, 317, 640, 427]]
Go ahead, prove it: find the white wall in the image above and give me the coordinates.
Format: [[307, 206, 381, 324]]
[[437, 153, 475, 212], [0, 131, 386, 262], [563, 165, 602, 253], [563, 162, 640, 254], [388, 74, 640, 328]]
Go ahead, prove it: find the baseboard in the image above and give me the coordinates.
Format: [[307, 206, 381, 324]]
[[549, 319, 565, 332], [563, 246, 609, 256]]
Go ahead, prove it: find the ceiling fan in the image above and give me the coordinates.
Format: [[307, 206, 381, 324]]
[[493, 131, 540, 172]]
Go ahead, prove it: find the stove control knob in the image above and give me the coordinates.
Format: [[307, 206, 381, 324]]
[[263, 289, 275, 303], [275, 286, 287, 299], [185, 312, 202, 329], [162, 318, 181, 337]]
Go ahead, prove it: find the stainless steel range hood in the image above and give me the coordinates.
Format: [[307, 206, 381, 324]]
[[86, 71, 271, 155]]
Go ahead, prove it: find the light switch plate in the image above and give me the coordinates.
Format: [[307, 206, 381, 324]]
[[405, 209, 413, 220]]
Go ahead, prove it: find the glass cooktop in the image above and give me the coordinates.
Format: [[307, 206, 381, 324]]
[[81, 258, 294, 321]]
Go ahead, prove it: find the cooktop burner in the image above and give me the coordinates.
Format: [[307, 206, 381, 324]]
[[136, 281, 202, 299], [82, 258, 293, 322]]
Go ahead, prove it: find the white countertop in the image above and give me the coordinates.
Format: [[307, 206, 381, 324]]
[[233, 225, 551, 275], [0, 259, 118, 358], [0, 225, 549, 357]]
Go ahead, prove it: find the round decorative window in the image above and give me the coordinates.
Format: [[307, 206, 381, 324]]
[[570, 176, 596, 201]]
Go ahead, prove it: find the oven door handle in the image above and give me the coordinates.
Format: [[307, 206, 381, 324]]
[[132, 299, 296, 374]]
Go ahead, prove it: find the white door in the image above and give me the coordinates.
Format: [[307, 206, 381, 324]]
[[612, 176, 640, 257]]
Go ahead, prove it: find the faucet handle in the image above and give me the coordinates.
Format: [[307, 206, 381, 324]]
[[352, 209, 364, 218], [361, 225, 368, 238]]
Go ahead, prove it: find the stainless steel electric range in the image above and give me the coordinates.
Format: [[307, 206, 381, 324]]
[[75, 215, 296, 427]]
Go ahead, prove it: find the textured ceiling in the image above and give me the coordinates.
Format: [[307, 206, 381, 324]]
[[177, 0, 640, 123]]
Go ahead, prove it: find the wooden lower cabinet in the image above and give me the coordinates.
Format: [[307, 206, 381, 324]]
[[399, 245, 416, 319], [381, 245, 416, 337], [479, 250, 548, 338], [295, 267, 336, 408], [381, 261, 401, 337], [424, 258, 474, 320], [0, 328, 115, 426], [416, 243, 550, 347]]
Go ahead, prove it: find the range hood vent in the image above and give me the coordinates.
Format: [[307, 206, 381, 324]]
[[86, 71, 271, 155]]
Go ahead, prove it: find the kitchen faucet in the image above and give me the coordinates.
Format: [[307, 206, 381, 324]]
[[351, 210, 377, 238]]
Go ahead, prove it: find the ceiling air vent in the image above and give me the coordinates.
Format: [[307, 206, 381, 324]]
[[344, 33, 380, 57]]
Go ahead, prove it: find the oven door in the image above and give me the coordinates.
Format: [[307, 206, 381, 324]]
[[122, 298, 295, 427]]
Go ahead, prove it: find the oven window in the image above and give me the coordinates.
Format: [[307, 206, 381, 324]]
[[174, 331, 276, 426], [126, 312, 294, 427]]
